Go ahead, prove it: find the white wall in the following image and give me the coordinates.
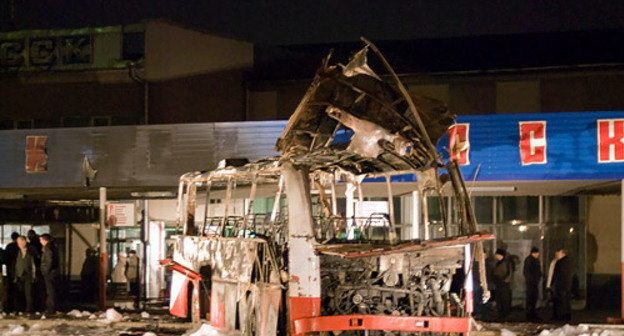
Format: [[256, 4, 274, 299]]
[[69, 223, 98, 277], [586, 195, 621, 274], [148, 198, 245, 225]]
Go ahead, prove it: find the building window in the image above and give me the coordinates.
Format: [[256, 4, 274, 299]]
[[122, 32, 145, 62], [92, 116, 111, 127], [1, 224, 50, 245], [16, 120, 34, 129], [62, 116, 91, 128], [545, 196, 579, 224], [472, 196, 494, 224], [498, 196, 539, 224]]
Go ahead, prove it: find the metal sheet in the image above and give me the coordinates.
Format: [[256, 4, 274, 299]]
[[0, 121, 285, 189], [256, 284, 281, 336]]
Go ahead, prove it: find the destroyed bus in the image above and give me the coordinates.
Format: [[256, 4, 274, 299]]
[[161, 40, 493, 336]]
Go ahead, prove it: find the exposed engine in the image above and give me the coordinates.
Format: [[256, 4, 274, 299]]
[[321, 247, 464, 319]]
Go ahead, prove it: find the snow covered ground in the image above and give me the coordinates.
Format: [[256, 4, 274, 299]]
[[482, 321, 624, 336], [0, 309, 190, 336], [3, 311, 624, 336]]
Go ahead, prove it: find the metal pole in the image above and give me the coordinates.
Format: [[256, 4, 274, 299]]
[[65, 223, 71, 283], [423, 192, 430, 240], [242, 176, 258, 236], [385, 175, 398, 244], [219, 177, 233, 236], [345, 183, 355, 239], [98, 187, 108, 311], [201, 182, 212, 236], [330, 176, 337, 216], [412, 190, 420, 239], [143, 200, 149, 308], [464, 244, 474, 315], [175, 181, 185, 234]]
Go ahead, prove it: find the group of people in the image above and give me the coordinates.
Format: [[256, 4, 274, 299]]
[[2, 230, 60, 316], [77, 247, 140, 304], [476, 246, 575, 322], [111, 250, 140, 298]]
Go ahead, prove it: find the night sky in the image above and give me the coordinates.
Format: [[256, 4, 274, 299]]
[[1, 0, 624, 45]]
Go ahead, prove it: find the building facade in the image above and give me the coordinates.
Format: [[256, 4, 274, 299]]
[[0, 21, 623, 309]]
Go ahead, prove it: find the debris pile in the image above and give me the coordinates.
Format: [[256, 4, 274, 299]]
[[186, 323, 220, 336], [540, 325, 624, 336]]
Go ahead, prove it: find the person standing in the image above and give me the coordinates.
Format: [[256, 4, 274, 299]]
[[40, 234, 59, 316], [523, 247, 542, 321], [0, 247, 6, 312], [14, 236, 35, 313], [27, 230, 42, 260], [112, 252, 127, 284], [27, 229, 44, 312], [493, 249, 513, 321], [126, 250, 139, 297], [80, 249, 98, 303], [552, 247, 574, 321], [111, 252, 128, 298], [5, 232, 19, 313]]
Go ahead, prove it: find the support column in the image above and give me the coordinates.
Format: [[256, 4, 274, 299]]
[[142, 199, 149, 309], [464, 244, 474, 315], [385, 175, 398, 244], [411, 190, 420, 239], [283, 163, 321, 336], [345, 182, 355, 239], [423, 192, 430, 240], [98, 187, 108, 311]]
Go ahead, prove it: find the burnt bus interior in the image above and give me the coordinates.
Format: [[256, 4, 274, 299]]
[[165, 40, 493, 336], [172, 160, 491, 333]]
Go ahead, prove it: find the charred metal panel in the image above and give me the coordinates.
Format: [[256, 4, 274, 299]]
[[255, 284, 281, 336], [277, 47, 454, 176]]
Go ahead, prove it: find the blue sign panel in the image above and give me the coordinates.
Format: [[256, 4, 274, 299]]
[[440, 111, 624, 181], [335, 111, 624, 182]]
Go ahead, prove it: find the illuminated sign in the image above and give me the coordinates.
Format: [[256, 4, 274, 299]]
[[108, 203, 136, 227]]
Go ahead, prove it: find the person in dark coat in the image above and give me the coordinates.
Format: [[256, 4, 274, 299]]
[[552, 247, 574, 321], [27, 230, 42, 263], [39, 234, 59, 315], [493, 249, 513, 321], [0, 247, 6, 312], [80, 248, 98, 303], [14, 236, 35, 313], [27, 229, 44, 312], [5, 232, 19, 313], [126, 250, 140, 297], [523, 247, 542, 321]]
